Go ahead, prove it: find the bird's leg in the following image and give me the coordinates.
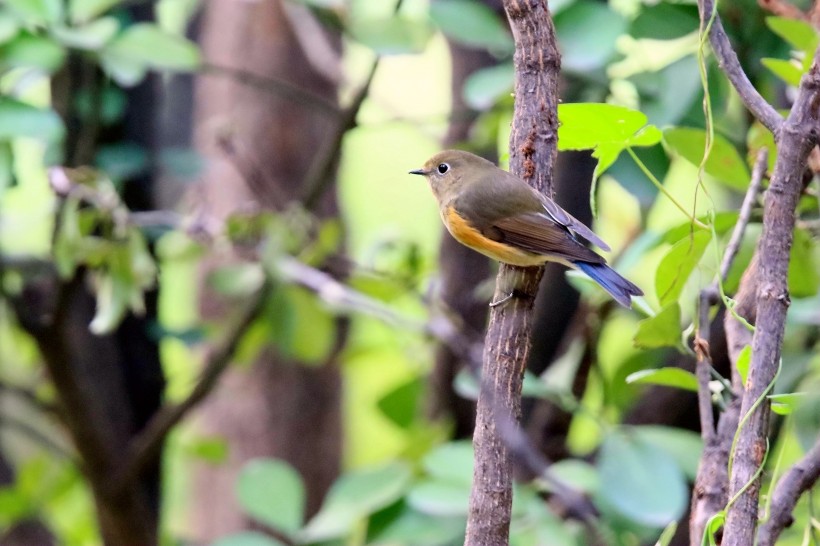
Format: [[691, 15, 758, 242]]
[[489, 288, 535, 308], [489, 292, 514, 308]]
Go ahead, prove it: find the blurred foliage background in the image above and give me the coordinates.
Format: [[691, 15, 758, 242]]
[[0, 0, 818, 544]]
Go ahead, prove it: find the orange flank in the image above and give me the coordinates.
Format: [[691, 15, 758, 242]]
[[444, 206, 546, 267]]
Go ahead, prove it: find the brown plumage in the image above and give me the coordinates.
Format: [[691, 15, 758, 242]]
[[410, 150, 642, 307]]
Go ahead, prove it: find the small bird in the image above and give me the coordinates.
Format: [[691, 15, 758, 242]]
[[410, 150, 643, 308]]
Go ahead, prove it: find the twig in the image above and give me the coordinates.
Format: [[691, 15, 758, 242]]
[[0, 381, 59, 415], [720, 149, 768, 283], [722, 47, 820, 546], [758, 436, 820, 545], [202, 63, 339, 118], [301, 60, 379, 210], [698, 0, 784, 134], [758, 0, 808, 20], [0, 414, 75, 461], [113, 285, 269, 493]]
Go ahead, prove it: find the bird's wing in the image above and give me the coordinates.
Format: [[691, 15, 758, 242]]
[[490, 212, 606, 264], [538, 195, 611, 252]]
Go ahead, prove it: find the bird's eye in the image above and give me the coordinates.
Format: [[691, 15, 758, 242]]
[[437, 163, 449, 174]]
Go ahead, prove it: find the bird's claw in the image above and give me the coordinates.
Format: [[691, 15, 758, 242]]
[[489, 292, 514, 308]]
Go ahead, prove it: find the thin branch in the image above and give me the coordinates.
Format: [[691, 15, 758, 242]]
[[0, 381, 59, 415], [758, 0, 808, 20], [301, 60, 379, 210], [202, 63, 340, 118], [720, 149, 768, 283], [722, 47, 820, 546], [0, 414, 75, 461], [699, 0, 784, 134], [113, 285, 269, 493], [274, 256, 596, 523], [758, 436, 820, 545]]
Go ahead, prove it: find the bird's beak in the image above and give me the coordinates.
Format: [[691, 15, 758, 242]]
[[408, 168, 426, 176]]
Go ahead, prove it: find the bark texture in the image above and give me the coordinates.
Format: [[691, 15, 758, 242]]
[[464, 1, 561, 544], [722, 52, 820, 546]]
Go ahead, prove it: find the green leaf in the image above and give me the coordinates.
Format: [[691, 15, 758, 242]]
[[406, 480, 470, 517], [236, 459, 305, 534], [769, 392, 809, 416], [596, 428, 688, 527], [788, 228, 819, 298], [661, 211, 738, 244], [655, 230, 711, 306], [212, 532, 288, 546], [663, 128, 750, 190], [50, 17, 119, 50], [184, 436, 229, 463], [101, 23, 201, 85], [543, 460, 599, 494], [0, 98, 63, 141], [422, 441, 474, 486], [302, 462, 412, 541], [372, 509, 465, 546], [3, 0, 61, 24], [626, 367, 697, 392], [429, 0, 513, 54], [555, 1, 628, 72], [633, 303, 683, 350], [761, 58, 803, 86], [69, 0, 120, 23], [95, 142, 149, 180], [463, 62, 514, 110], [766, 17, 819, 53], [558, 103, 661, 179], [270, 287, 335, 365], [348, 17, 432, 55], [0, 32, 66, 73], [208, 263, 265, 298], [377, 378, 421, 429], [0, 12, 20, 44], [633, 426, 703, 480], [735, 345, 751, 386], [89, 271, 130, 334]]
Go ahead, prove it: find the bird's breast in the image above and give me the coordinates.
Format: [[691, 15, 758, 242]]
[[442, 205, 546, 267]]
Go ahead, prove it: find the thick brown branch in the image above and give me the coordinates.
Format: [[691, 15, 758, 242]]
[[758, 436, 820, 545], [699, 0, 784, 134], [465, 1, 561, 545], [722, 49, 820, 546]]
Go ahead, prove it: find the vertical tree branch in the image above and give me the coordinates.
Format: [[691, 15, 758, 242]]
[[722, 50, 820, 546], [464, 1, 560, 545]]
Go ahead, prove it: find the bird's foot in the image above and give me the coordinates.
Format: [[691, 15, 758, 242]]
[[489, 292, 514, 308]]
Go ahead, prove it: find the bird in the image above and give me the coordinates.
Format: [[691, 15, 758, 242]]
[[409, 149, 642, 308]]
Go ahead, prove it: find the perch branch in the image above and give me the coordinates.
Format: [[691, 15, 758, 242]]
[[465, 2, 562, 545], [722, 47, 820, 546]]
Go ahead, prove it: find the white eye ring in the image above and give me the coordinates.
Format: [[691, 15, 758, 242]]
[[437, 163, 450, 174]]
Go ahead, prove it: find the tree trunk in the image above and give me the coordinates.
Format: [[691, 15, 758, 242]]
[[186, 0, 343, 539]]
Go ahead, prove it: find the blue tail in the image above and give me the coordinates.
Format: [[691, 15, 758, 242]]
[[575, 261, 643, 308]]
